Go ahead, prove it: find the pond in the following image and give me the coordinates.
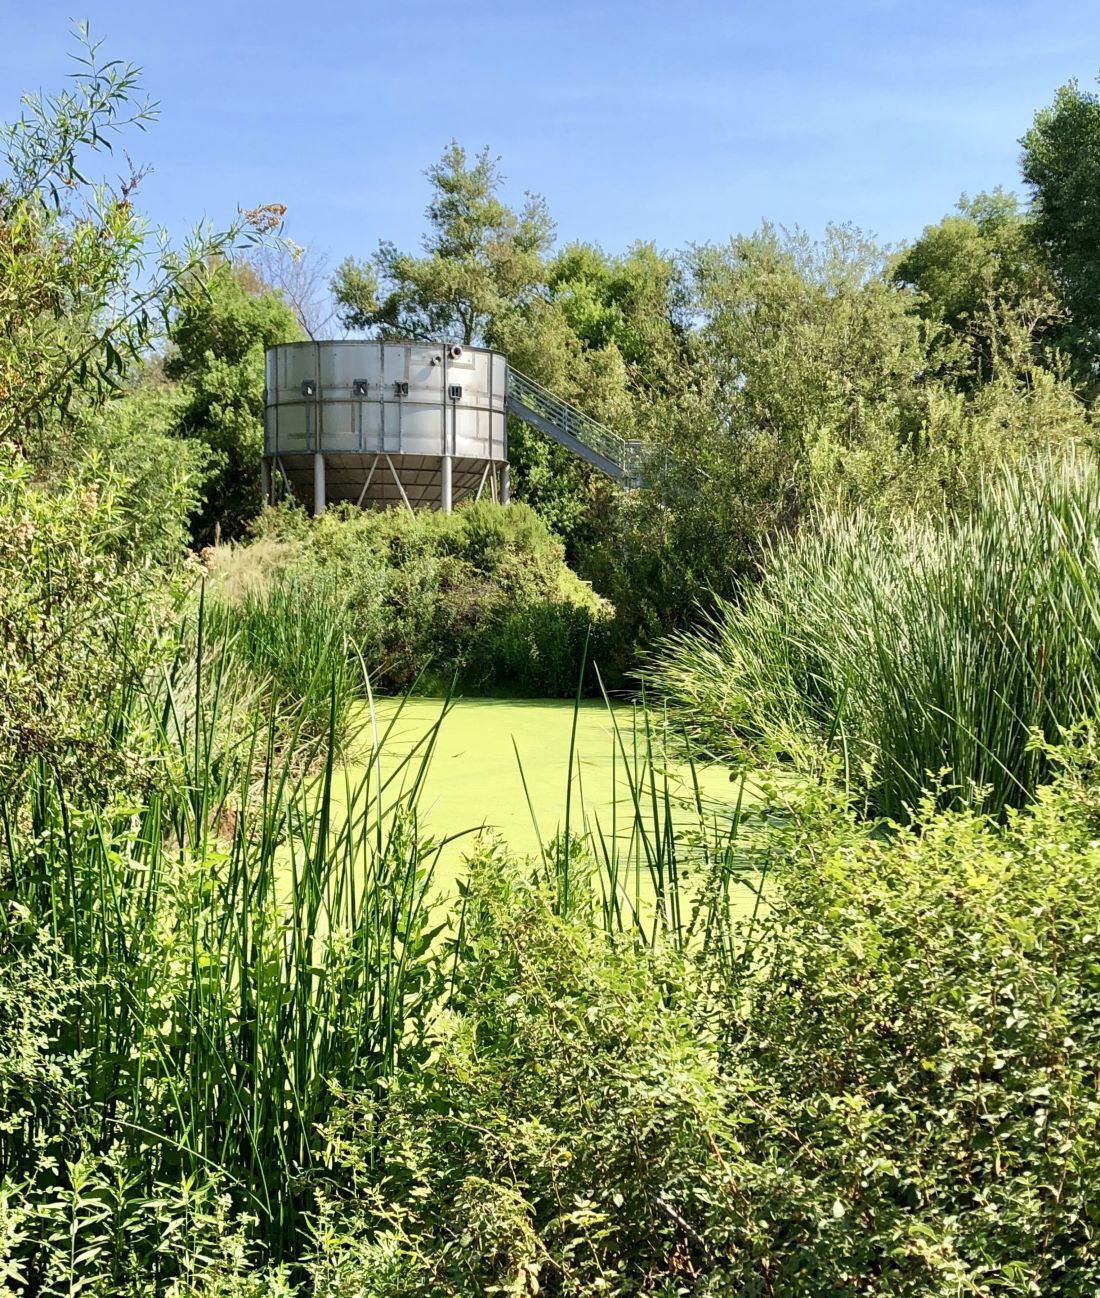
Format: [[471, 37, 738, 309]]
[[344, 695, 756, 904]]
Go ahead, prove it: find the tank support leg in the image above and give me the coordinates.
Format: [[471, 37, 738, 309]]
[[313, 453, 326, 516], [441, 455, 453, 513], [260, 458, 271, 507], [501, 463, 510, 506]]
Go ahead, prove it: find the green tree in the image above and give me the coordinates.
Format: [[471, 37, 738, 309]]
[[892, 190, 1057, 382], [0, 26, 275, 461], [1021, 75, 1100, 372], [331, 142, 553, 345], [165, 262, 302, 543], [545, 240, 689, 383]]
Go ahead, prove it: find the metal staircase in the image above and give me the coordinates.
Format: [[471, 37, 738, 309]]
[[505, 367, 643, 485]]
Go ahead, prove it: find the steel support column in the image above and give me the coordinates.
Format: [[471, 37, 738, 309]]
[[313, 453, 326, 516], [501, 463, 510, 505], [441, 454, 453, 513], [260, 458, 271, 506]]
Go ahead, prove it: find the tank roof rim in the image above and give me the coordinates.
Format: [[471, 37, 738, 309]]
[[265, 338, 505, 357]]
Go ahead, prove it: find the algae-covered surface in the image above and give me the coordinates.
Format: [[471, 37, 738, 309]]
[[344, 695, 754, 900]]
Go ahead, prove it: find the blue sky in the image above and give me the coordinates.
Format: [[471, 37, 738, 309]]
[[3, 2, 1099, 265]]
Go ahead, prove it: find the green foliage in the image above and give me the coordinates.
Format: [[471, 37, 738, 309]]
[[311, 848, 737, 1297], [213, 501, 613, 697], [332, 142, 554, 346], [708, 757, 1100, 1295], [68, 372, 208, 562], [648, 457, 1100, 821], [893, 190, 1049, 330], [0, 602, 445, 1285], [214, 564, 357, 738], [312, 754, 1100, 1295], [1021, 75, 1100, 372], [0, 442, 169, 795], [0, 27, 271, 460], [165, 263, 302, 543], [612, 222, 1091, 639]]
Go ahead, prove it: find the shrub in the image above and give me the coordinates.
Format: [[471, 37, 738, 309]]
[[212, 502, 613, 697], [316, 746, 1100, 1296], [0, 444, 171, 796], [648, 456, 1100, 820], [311, 846, 737, 1296], [706, 747, 1100, 1295]]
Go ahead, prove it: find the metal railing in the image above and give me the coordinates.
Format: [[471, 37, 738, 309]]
[[506, 367, 643, 485]]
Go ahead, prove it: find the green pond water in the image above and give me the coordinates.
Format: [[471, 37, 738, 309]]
[[345, 695, 753, 901]]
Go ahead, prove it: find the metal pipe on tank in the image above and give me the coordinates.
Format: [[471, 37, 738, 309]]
[[314, 453, 326, 516]]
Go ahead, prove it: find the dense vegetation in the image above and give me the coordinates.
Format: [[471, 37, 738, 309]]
[[4, 26, 1100, 1296], [206, 500, 612, 707], [648, 457, 1100, 821]]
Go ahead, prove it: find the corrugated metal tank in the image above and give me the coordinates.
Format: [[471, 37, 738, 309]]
[[262, 340, 509, 512]]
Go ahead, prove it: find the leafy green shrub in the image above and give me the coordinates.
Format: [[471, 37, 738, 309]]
[[0, 444, 170, 796], [214, 501, 613, 697], [311, 846, 737, 1296], [491, 597, 603, 695], [315, 747, 1100, 1296], [705, 747, 1100, 1296], [649, 456, 1100, 819]]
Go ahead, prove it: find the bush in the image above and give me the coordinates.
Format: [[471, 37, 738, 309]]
[[706, 749, 1100, 1295], [311, 846, 737, 1296], [315, 746, 1100, 1296], [210, 501, 613, 697], [0, 444, 171, 796], [648, 456, 1100, 820]]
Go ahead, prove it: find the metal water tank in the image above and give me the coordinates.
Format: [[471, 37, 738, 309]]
[[262, 340, 510, 513]]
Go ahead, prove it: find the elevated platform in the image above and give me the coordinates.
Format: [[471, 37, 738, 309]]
[[262, 341, 642, 515], [266, 451, 507, 513]]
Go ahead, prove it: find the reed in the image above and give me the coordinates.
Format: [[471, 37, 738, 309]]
[[647, 456, 1100, 820], [0, 596, 448, 1262]]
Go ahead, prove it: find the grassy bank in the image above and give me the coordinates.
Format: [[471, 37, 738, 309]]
[[204, 500, 618, 700]]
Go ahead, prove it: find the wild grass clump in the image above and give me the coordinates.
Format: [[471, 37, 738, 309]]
[[0, 618, 449, 1283], [648, 456, 1100, 820], [212, 566, 359, 741]]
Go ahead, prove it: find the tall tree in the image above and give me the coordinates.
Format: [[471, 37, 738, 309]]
[[892, 191, 1058, 383], [331, 142, 553, 345], [331, 145, 677, 562], [1021, 76, 1100, 371]]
